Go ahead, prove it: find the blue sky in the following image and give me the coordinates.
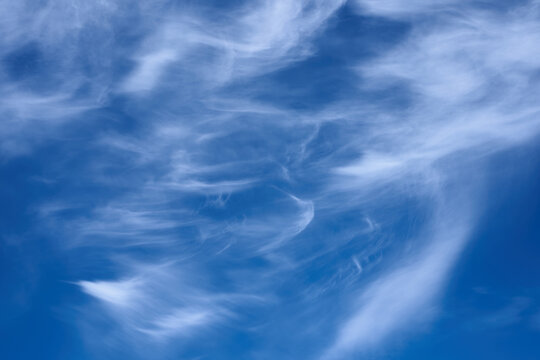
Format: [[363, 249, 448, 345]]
[[1, 1, 540, 359]]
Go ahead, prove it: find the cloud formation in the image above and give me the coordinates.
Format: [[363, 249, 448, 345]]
[[3, 0, 539, 359]]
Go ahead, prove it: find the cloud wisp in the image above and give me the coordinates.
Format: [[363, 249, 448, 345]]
[[121, 0, 346, 92]]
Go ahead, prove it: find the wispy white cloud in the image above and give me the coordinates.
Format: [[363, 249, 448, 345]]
[[120, 0, 345, 92], [353, 0, 459, 18], [79, 278, 142, 308], [77, 262, 234, 344], [0, 88, 92, 157], [138, 307, 226, 339], [322, 1, 540, 357], [323, 197, 473, 358]]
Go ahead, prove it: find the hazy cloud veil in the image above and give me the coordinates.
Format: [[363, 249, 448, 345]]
[[1, 0, 540, 359]]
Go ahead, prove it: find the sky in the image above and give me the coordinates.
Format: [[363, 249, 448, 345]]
[[1, 1, 540, 359]]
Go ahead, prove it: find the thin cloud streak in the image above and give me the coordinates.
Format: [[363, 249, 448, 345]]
[[77, 262, 235, 344], [121, 0, 346, 92]]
